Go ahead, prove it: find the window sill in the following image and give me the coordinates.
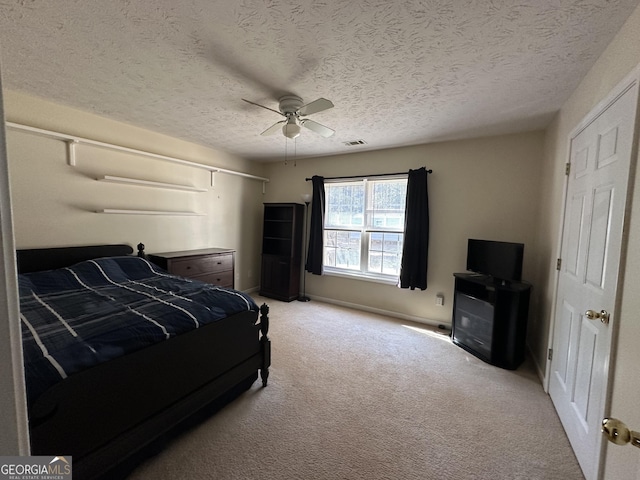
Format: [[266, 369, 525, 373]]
[[322, 268, 399, 286]]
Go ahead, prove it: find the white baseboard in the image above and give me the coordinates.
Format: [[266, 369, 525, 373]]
[[309, 294, 450, 330]]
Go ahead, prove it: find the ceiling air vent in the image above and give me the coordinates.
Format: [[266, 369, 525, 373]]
[[344, 140, 367, 146]]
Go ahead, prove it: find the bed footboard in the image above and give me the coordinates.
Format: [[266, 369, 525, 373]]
[[259, 303, 271, 387], [29, 307, 266, 479]]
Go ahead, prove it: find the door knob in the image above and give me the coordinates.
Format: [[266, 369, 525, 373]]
[[602, 418, 640, 448], [585, 309, 610, 325]]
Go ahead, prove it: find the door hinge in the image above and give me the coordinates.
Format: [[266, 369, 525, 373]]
[[565, 163, 571, 175], [548, 348, 553, 361], [556, 258, 562, 270]]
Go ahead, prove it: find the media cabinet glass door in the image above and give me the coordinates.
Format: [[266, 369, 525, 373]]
[[453, 292, 494, 359]]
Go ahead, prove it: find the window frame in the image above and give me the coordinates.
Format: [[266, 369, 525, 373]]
[[322, 175, 408, 284]]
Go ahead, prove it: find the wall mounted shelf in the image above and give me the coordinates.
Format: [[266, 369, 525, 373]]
[[97, 175, 207, 192], [96, 209, 205, 216], [6, 122, 270, 193]]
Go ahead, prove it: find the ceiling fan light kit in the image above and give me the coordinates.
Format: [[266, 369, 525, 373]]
[[283, 116, 301, 139], [243, 95, 335, 140]]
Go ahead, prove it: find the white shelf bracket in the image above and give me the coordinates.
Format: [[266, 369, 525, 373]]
[[262, 181, 266, 194], [211, 171, 216, 187], [66, 140, 78, 166]]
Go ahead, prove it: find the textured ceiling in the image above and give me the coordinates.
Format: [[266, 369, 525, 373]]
[[0, 0, 638, 162]]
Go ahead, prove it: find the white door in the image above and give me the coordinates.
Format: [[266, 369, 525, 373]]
[[600, 101, 640, 477], [548, 80, 638, 480]]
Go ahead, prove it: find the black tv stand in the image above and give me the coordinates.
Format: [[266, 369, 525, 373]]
[[451, 273, 531, 369]]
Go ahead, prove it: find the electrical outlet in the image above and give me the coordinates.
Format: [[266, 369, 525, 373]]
[[436, 294, 444, 306]]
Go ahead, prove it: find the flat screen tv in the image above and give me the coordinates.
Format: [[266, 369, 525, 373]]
[[466, 239, 524, 282]]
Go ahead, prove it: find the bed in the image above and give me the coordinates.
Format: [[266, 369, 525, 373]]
[[16, 244, 271, 479]]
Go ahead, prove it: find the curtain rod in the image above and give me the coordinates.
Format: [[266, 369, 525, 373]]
[[305, 168, 432, 182]]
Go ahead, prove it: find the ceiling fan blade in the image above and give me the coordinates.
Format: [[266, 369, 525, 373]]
[[297, 98, 334, 116], [242, 98, 284, 116], [300, 119, 335, 138], [261, 121, 286, 136]]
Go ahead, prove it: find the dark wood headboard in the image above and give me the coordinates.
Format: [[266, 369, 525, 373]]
[[16, 244, 135, 274]]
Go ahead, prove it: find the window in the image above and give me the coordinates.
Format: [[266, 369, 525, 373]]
[[323, 177, 407, 281]]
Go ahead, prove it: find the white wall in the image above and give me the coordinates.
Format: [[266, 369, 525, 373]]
[[535, 3, 640, 477], [0, 57, 30, 456], [534, 3, 640, 377], [263, 132, 545, 327], [4, 91, 267, 291]]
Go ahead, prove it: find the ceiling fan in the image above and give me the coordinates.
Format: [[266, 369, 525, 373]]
[[242, 95, 335, 139]]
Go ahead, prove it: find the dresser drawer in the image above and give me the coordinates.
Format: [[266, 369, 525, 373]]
[[170, 254, 233, 278], [190, 270, 234, 288]]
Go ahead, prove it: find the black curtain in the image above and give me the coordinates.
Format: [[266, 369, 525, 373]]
[[399, 167, 429, 290], [305, 175, 325, 275]]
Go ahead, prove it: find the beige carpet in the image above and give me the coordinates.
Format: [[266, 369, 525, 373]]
[[127, 295, 584, 480]]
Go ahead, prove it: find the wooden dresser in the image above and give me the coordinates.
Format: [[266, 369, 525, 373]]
[[148, 248, 235, 288]]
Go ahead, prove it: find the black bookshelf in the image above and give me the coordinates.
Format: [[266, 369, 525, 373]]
[[259, 203, 304, 302]]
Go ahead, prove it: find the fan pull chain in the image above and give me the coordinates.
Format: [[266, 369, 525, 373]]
[[284, 136, 288, 166]]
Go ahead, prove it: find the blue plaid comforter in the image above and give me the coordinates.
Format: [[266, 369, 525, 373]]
[[19, 255, 258, 405]]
